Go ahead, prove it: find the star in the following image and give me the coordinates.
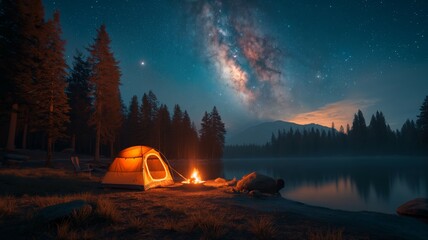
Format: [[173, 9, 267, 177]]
[[140, 61, 145, 66]]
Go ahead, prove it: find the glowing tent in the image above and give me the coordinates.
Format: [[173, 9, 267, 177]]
[[102, 146, 174, 190]]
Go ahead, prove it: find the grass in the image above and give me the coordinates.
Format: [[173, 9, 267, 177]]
[[0, 195, 17, 218], [190, 212, 227, 240], [95, 198, 120, 223], [248, 216, 278, 240], [31, 192, 95, 208], [0, 164, 394, 240], [128, 215, 146, 231], [308, 228, 344, 240]]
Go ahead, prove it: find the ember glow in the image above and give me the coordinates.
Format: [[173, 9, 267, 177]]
[[182, 168, 205, 184]]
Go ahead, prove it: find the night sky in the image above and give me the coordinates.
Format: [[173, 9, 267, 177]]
[[43, 0, 428, 134]]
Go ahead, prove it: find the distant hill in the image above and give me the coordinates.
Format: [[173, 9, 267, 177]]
[[226, 120, 334, 145]]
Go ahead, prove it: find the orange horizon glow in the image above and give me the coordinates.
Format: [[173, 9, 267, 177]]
[[286, 99, 375, 130]]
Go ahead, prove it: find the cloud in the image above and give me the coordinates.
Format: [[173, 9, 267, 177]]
[[286, 99, 376, 129]]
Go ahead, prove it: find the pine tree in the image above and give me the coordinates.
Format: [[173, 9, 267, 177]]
[[171, 104, 183, 159], [0, 0, 46, 151], [88, 25, 122, 161], [33, 12, 69, 165], [400, 119, 418, 153], [126, 95, 140, 147], [67, 51, 92, 153], [416, 96, 428, 147], [139, 91, 159, 147], [199, 106, 226, 160], [154, 104, 171, 155], [182, 111, 199, 159], [350, 109, 367, 152]]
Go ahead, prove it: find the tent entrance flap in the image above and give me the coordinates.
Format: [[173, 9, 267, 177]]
[[145, 154, 168, 180]]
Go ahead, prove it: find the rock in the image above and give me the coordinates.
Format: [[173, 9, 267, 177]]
[[249, 189, 264, 198], [397, 198, 428, 221], [214, 177, 227, 183], [236, 172, 279, 194], [37, 200, 92, 222], [227, 178, 237, 186]]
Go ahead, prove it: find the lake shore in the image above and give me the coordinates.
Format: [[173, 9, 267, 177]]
[[0, 159, 427, 239]]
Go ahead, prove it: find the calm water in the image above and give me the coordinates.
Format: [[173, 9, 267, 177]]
[[221, 157, 428, 214]]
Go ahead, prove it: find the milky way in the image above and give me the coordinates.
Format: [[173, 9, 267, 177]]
[[187, 0, 290, 119]]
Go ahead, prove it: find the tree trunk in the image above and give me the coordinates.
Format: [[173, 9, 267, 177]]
[[95, 122, 100, 161], [46, 135, 52, 167], [22, 108, 28, 149], [6, 103, 18, 151]]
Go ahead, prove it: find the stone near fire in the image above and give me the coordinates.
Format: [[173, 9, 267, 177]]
[[397, 198, 428, 221]]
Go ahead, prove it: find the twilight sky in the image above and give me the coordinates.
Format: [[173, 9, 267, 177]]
[[43, 0, 428, 134]]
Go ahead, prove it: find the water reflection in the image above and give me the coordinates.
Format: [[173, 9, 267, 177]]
[[222, 157, 428, 214]]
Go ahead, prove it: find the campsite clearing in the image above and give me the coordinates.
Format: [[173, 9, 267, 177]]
[[1, 161, 427, 239]]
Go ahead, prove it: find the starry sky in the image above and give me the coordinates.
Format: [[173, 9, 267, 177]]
[[43, 0, 428, 134]]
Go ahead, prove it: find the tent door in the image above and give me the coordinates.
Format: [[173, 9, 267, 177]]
[[146, 155, 167, 180]]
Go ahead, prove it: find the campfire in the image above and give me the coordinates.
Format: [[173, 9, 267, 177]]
[[182, 168, 205, 184]]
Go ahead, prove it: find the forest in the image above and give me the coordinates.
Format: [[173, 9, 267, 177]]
[[0, 0, 226, 164], [225, 103, 428, 158]]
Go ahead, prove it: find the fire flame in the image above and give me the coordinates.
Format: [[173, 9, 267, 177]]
[[182, 168, 205, 184]]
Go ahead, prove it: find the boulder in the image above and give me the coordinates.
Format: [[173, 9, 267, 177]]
[[37, 200, 92, 222], [236, 172, 279, 194], [397, 198, 428, 221]]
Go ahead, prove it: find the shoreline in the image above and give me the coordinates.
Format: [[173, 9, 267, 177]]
[[1, 165, 427, 239]]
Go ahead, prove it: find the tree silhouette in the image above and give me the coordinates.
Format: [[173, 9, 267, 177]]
[[171, 104, 184, 159], [67, 51, 92, 153], [88, 25, 122, 160], [154, 104, 171, 155], [139, 91, 158, 147], [199, 106, 226, 160], [350, 110, 367, 153], [0, 0, 46, 151], [33, 12, 69, 165], [417, 96, 428, 148], [126, 95, 140, 147]]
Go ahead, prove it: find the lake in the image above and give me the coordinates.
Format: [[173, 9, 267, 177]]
[[221, 156, 428, 214]]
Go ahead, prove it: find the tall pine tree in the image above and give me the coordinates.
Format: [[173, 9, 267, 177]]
[[67, 51, 92, 153], [32, 12, 69, 165], [88, 25, 122, 161], [0, 0, 46, 151], [199, 106, 226, 160], [126, 95, 140, 147], [417, 95, 428, 147]]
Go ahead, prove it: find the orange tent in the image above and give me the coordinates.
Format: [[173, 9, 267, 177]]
[[102, 146, 174, 190]]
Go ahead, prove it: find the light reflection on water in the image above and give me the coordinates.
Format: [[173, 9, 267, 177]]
[[221, 157, 428, 214]]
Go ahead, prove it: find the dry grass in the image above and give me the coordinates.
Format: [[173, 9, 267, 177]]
[[190, 212, 227, 240], [0, 195, 17, 218], [128, 215, 146, 231], [0, 168, 97, 196], [31, 192, 94, 208], [56, 220, 95, 240], [308, 228, 344, 240], [249, 216, 278, 240], [95, 198, 120, 223], [56, 220, 79, 240]]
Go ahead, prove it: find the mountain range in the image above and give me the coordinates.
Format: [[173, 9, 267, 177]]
[[226, 120, 334, 145]]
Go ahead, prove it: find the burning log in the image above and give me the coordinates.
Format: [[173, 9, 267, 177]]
[[182, 168, 205, 184]]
